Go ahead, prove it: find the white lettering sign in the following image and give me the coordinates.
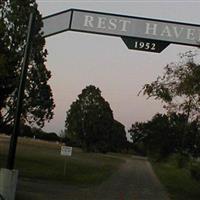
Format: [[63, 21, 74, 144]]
[[81, 14, 131, 32], [42, 9, 200, 47], [145, 23, 157, 35]]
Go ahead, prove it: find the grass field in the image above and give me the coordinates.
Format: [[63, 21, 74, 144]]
[[0, 134, 124, 185], [1, 134, 200, 199], [151, 156, 200, 200]]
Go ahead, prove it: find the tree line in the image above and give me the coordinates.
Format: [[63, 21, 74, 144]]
[[129, 112, 200, 159], [130, 51, 200, 162]]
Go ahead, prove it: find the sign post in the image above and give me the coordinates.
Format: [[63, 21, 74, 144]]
[[6, 11, 35, 170], [60, 146, 72, 176], [64, 156, 67, 177]]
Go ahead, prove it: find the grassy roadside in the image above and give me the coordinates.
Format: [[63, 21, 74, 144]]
[[0, 135, 124, 186], [151, 156, 200, 200]]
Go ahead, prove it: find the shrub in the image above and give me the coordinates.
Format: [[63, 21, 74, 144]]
[[190, 163, 200, 181], [176, 153, 190, 168]]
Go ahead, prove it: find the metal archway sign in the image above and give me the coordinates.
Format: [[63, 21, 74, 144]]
[[6, 8, 200, 170], [5, 8, 200, 200], [42, 9, 200, 52]]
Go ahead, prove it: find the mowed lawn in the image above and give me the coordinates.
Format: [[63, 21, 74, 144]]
[[0, 134, 124, 185]]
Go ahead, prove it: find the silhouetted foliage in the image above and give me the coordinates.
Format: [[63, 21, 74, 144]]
[[0, 125, 60, 142], [129, 112, 200, 159], [65, 85, 127, 153], [0, 0, 55, 128], [22, 127, 60, 142], [141, 51, 200, 122], [110, 120, 127, 152], [139, 51, 200, 160]]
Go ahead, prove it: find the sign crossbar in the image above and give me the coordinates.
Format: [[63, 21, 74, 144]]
[[42, 8, 200, 53]]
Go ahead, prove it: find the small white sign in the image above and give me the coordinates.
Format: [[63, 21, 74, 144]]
[[61, 146, 72, 156]]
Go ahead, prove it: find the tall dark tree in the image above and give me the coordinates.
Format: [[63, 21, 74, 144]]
[[0, 0, 55, 128], [110, 120, 127, 152], [65, 85, 116, 152]]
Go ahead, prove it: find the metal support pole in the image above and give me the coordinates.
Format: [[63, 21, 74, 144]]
[[6, 11, 35, 170], [64, 156, 67, 176]]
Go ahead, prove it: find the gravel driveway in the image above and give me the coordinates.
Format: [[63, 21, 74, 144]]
[[17, 156, 170, 200]]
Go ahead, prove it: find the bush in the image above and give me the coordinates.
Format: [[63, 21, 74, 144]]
[[176, 153, 190, 168], [133, 142, 147, 156], [190, 163, 200, 181]]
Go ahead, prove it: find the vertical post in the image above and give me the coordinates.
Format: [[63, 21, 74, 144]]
[[6, 11, 35, 170], [64, 156, 67, 176]]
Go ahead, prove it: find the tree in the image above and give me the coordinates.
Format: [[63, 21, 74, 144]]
[[129, 112, 200, 159], [140, 51, 200, 121], [0, 0, 55, 129], [129, 113, 183, 158], [110, 120, 127, 152], [65, 85, 117, 153]]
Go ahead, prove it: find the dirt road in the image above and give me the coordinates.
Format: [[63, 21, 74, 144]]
[[17, 156, 170, 200]]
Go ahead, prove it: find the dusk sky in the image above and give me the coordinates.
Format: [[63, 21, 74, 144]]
[[36, 0, 200, 138]]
